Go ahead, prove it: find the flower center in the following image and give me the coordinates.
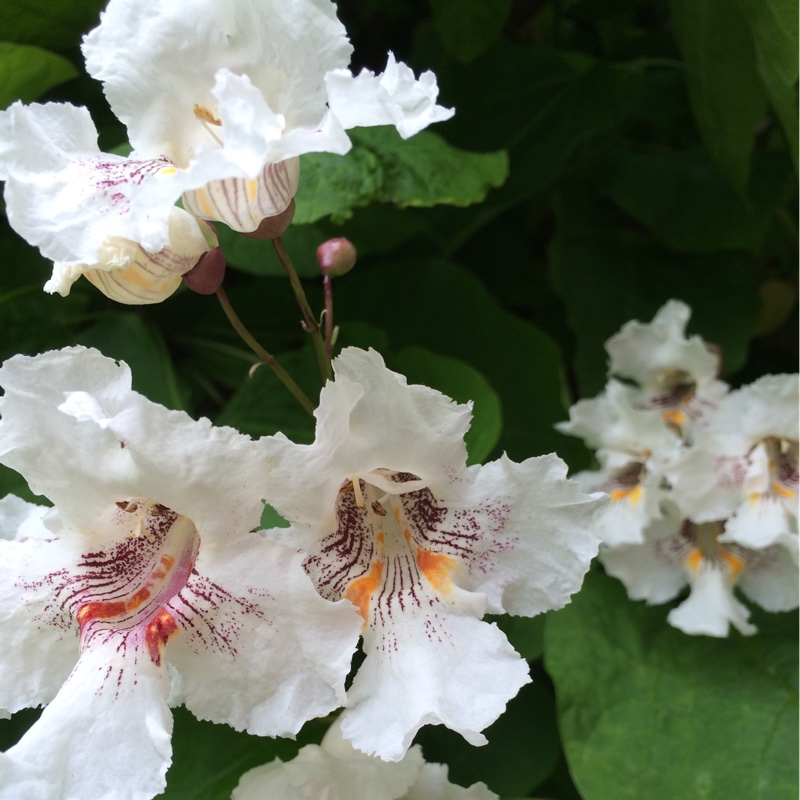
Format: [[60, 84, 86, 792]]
[[72, 499, 199, 664], [679, 520, 745, 579], [764, 436, 798, 499], [306, 471, 458, 624], [650, 368, 697, 427]]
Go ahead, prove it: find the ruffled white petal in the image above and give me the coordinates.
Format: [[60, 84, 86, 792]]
[[405, 763, 497, 800], [265, 348, 472, 537], [737, 535, 799, 612], [598, 512, 688, 605], [166, 533, 360, 737], [340, 591, 530, 761], [83, 0, 352, 164], [0, 500, 78, 714], [711, 373, 799, 445], [445, 454, 602, 615], [606, 300, 719, 392], [574, 463, 663, 547], [666, 564, 756, 637], [0, 635, 172, 800], [326, 53, 454, 139], [232, 720, 423, 800], [0, 102, 177, 262], [0, 346, 270, 539]]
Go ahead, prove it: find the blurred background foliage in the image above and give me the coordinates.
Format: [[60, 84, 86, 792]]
[[0, 0, 796, 798]]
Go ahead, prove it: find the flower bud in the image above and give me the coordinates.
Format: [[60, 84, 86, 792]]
[[316, 237, 356, 277], [182, 247, 226, 294], [242, 200, 296, 240]]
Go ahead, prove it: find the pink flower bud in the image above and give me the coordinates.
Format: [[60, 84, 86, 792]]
[[243, 200, 296, 240], [182, 247, 226, 294], [316, 238, 356, 277]]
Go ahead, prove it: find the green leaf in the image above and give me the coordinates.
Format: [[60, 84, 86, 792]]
[[734, 0, 799, 170], [429, 0, 513, 64], [77, 313, 187, 411], [293, 127, 508, 224], [415, 681, 561, 796], [0, 42, 78, 108], [216, 344, 319, 443], [433, 44, 618, 204], [293, 147, 383, 224], [603, 149, 777, 253], [391, 346, 502, 465], [549, 185, 761, 396], [670, 0, 768, 192], [545, 570, 799, 800], [0, 1, 105, 51]]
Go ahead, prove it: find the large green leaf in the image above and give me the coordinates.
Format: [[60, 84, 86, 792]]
[[670, 0, 768, 193], [293, 127, 508, 224], [603, 149, 782, 253], [391, 346, 502, 465], [0, 42, 78, 108], [215, 343, 319, 444], [429, 0, 513, 64], [0, 1, 104, 51], [734, 0, 799, 170], [545, 569, 798, 800], [549, 185, 761, 396]]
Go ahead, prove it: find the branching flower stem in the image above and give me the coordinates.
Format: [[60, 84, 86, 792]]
[[215, 285, 315, 416], [272, 236, 333, 382]]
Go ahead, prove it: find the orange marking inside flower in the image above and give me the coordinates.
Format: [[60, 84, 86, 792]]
[[144, 609, 180, 666], [772, 481, 796, 499], [610, 485, 643, 505], [344, 561, 384, 622], [76, 600, 127, 629], [247, 179, 258, 201], [685, 549, 703, 574], [151, 554, 175, 580], [403, 528, 412, 543], [195, 188, 215, 218], [722, 551, 745, 579], [126, 587, 151, 611], [417, 549, 455, 594], [661, 408, 686, 426]]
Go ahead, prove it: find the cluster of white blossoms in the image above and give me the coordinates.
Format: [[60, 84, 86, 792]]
[[558, 300, 799, 638], [0, 0, 453, 304], [0, 346, 603, 799]]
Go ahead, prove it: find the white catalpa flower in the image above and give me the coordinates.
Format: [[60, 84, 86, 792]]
[[232, 716, 498, 800], [263, 348, 603, 761], [0, 102, 217, 304], [605, 300, 728, 437], [0, 347, 361, 800], [82, 0, 454, 234], [557, 380, 681, 545], [600, 504, 799, 637], [665, 373, 799, 549]]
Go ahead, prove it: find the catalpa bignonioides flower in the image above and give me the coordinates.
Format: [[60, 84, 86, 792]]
[[0, 102, 218, 304], [0, 347, 361, 800], [82, 0, 453, 234], [263, 348, 603, 760]]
